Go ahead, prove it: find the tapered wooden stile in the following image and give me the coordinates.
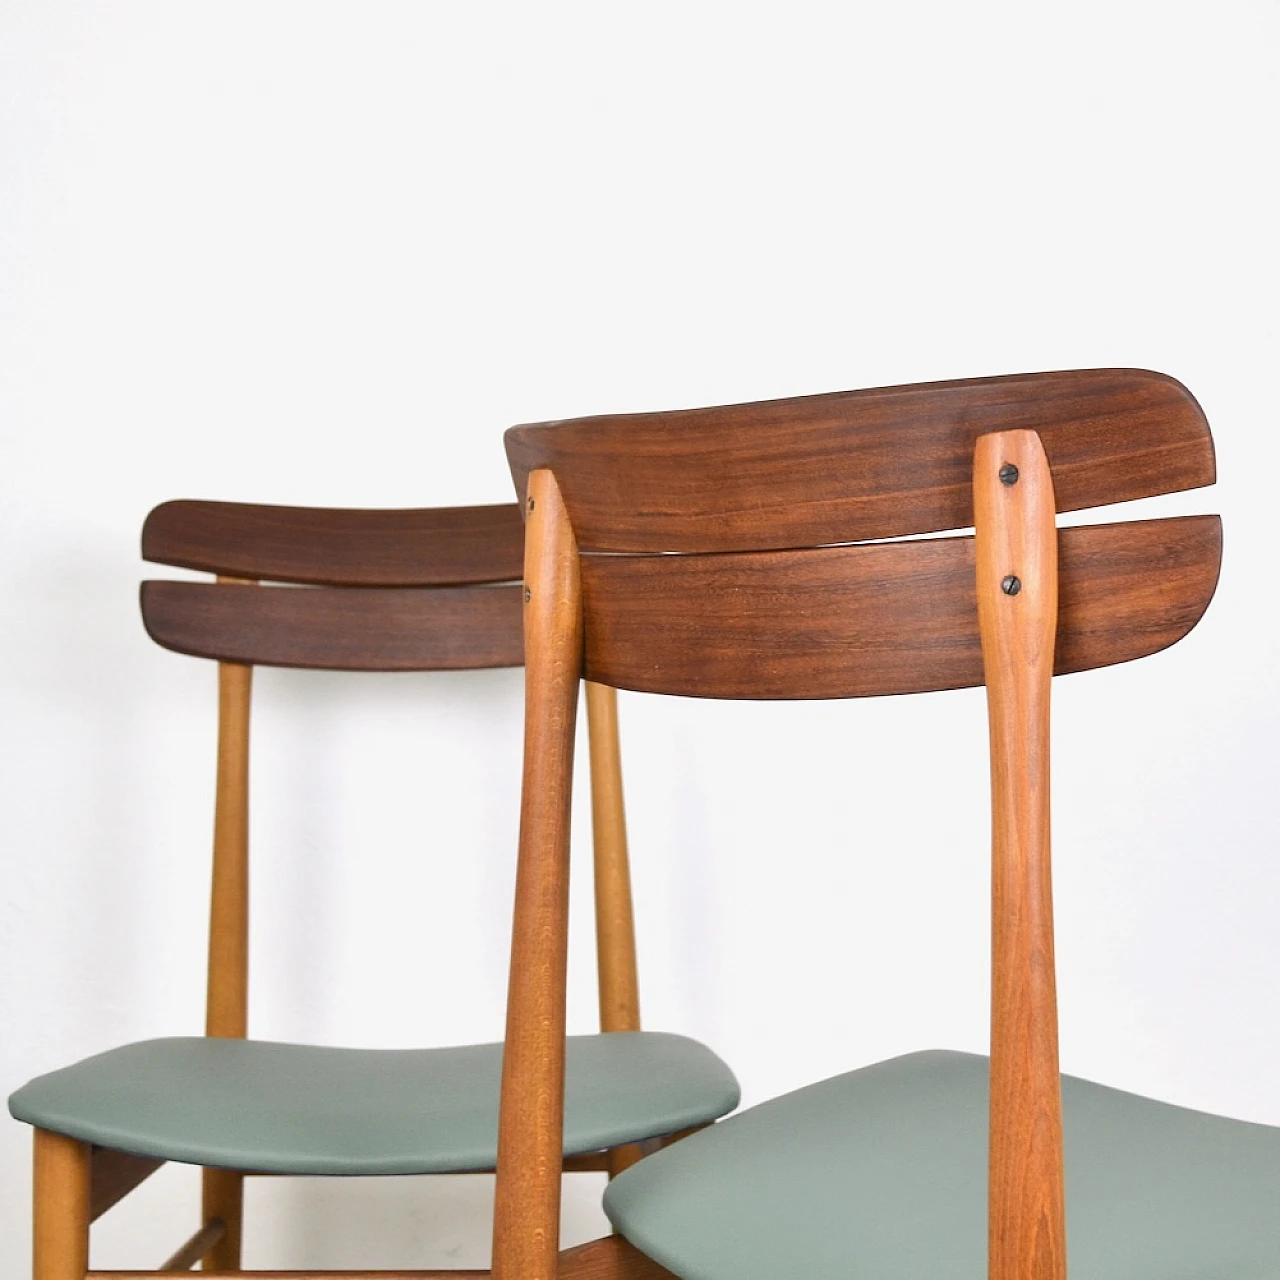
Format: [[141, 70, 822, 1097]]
[[584, 681, 646, 1178], [160, 1220, 226, 1270], [491, 471, 584, 1280], [204, 578, 255, 1272], [34, 1128, 90, 1280], [974, 431, 1066, 1280]]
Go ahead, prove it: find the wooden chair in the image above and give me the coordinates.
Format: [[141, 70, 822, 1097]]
[[10, 499, 739, 1279], [487, 369, 1266, 1280]]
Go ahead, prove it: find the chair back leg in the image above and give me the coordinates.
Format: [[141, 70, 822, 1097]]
[[492, 471, 583, 1280], [584, 679, 648, 1178]]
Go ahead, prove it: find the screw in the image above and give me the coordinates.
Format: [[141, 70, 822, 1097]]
[[999, 463, 1019, 486], [523, 587, 531, 602], [1001, 575, 1022, 596], [527, 497, 535, 511]]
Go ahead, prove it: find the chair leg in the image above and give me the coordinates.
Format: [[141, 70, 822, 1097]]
[[33, 1129, 90, 1280], [201, 1168, 243, 1270]]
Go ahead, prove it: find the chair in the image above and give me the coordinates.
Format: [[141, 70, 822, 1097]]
[[489, 368, 1261, 1280], [10, 499, 739, 1279]]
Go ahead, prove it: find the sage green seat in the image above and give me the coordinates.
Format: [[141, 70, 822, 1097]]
[[10, 1031, 739, 1175], [604, 1049, 1280, 1280]]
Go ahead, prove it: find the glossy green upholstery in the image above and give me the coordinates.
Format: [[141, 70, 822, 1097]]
[[604, 1049, 1280, 1280], [9, 1031, 739, 1175]]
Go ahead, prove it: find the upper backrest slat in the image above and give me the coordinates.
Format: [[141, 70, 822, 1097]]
[[141, 581, 525, 671], [506, 370, 1213, 553], [580, 515, 1221, 699], [143, 500, 525, 586]]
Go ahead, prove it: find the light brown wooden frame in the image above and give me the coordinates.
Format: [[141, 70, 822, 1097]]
[[28, 505, 660, 1279]]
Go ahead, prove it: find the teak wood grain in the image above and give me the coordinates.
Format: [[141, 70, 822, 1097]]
[[976, 431, 1065, 1280], [143, 500, 525, 587], [491, 471, 584, 1280], [579, 514, 1221, 699], [506, 369, 1213, 554], [141, 581, 525, 671]]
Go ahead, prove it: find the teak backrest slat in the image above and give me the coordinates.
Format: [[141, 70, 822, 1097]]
[[579, 515, 1221, 699], [505, 368, 1213, 554], [143, 499, 525, 586], [141, 580, 525, 672]]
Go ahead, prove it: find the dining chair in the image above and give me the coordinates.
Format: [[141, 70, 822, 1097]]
[[489, 368, 1265, 1280], [10, 498, 739, 1279]]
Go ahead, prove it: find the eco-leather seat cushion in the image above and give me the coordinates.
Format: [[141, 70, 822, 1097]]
[[604, 1049, 1280, 1280], [9, 1032, 739, 1175]]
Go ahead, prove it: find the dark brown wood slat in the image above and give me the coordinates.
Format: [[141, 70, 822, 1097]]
[[142, 501, 525, 586], [580, 515, 1221, 699], [141, 582, 525, 671], [506, 370, 1214, 553]]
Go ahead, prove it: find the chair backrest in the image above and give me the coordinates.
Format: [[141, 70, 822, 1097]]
[[139, 499, 528, 1051], [141, 500, 526, 671], [491, 368, 1221, 1280], [507, 368, 1219, 700]]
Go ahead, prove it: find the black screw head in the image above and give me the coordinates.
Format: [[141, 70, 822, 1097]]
[[1001, 575, 1022, 596], [999, 463, 1020, 486], [527, 497, 535, 511]]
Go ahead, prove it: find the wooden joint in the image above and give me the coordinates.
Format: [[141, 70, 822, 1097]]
[[89, 1147, 166, 1222], [160, 1218, 226, 1270]]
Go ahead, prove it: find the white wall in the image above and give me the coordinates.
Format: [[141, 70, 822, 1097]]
[[1, 1, 1277, 1270]]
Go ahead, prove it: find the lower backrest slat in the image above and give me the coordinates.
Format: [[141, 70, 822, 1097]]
[[141, 581, 525, 672], [580, 515, 1222, 699]]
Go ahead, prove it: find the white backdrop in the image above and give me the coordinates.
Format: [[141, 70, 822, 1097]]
[[2, 1, 1277, 1271]]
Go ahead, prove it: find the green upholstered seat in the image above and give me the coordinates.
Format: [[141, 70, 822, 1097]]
[[9, 1032, 738, 1176], [604, 1049, 1280, 1280]]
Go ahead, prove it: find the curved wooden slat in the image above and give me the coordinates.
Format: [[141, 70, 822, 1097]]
[[142, 501, 524, 586], [506, 369, 1214, 553], [141, 582, 525, 671], [580, 515, 1221, 700]]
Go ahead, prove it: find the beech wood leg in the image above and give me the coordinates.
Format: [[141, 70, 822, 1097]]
[[34, 1128, 91, 1280]]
